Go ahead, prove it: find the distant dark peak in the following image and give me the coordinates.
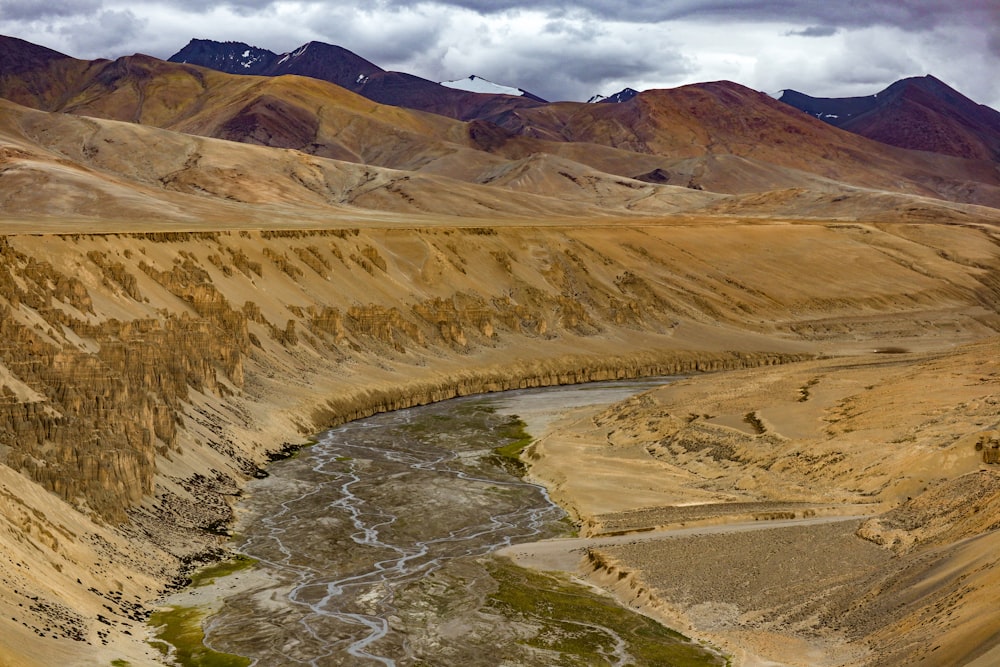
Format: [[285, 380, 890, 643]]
[[0, 34, 74, 74], [168, 39, 277, 75], [778, 75, 984, 127], [268, 41, 384, 85], [168, 38, 386, 89], [892, 74, 947, 91], [779, 74, 1000, 161], [884, 75, 970, 107], [599, 88, 640, 104]]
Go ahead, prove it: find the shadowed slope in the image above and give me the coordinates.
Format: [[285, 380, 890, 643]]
[[781, 75, 1000, 162]]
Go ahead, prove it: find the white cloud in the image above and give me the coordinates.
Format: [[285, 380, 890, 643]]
[[57, 9, 145, 57]]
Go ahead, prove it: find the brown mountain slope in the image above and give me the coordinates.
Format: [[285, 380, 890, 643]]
[[842, 77, 1000, 161], [0, 47, 688, 205], [8, 94, 997, 231], [0, 35, 97, 107], [487, 82, 1000, 208], [1, 52, 468, 167], [0, 97, 728, 225]]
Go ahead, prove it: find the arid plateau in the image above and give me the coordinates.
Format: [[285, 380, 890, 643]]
[[1, 34, 1000, 666]]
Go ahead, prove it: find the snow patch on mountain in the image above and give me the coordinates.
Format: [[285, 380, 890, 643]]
[[440, 75, 525, 97], [238, 49, 266, 69], [588, 88, 639, 104]]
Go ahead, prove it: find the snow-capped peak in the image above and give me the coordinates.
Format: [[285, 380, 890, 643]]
[[440, 75, 525, 97], [587, 94, 607, 104]]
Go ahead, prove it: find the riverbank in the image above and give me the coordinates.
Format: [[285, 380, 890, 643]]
[[511, 340, 1000, 666]]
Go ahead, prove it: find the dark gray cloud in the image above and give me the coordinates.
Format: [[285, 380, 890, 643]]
[[153, 0, 284, 12], [786, 25, 838, 38], [382, 0, 989, 31], [0, 0, 101, 21]]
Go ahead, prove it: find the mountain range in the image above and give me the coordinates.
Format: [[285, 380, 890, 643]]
[[2, 33, 1000, 226], [168, 38, 547, 121], [167, 38, 1000, 165]]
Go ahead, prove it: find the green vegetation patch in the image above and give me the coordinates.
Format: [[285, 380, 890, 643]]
[[486, 559, 728, 666], [188, 554, 257, 588], [148, 606, 250, 667], [398, 401, 534, 473], [492, 415, 535, 470]]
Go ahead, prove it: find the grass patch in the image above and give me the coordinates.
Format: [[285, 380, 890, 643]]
[[188, 554, 257, 589], [487, 559, 728, 666], [490, 415, 535, 475], [493, 415, 534, 461], [110, 660, 131, 667], [148, 606, 250, 667], [399, 401, 533, 473]]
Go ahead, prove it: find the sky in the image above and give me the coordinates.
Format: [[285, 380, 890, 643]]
[[2, 0, 998, 109]]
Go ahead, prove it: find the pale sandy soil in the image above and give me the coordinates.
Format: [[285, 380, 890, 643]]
[[509, 339, 1000, 666]]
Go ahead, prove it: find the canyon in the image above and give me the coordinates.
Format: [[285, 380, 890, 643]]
[[0, 33, 999, 666], [0, 218, 997, 666]]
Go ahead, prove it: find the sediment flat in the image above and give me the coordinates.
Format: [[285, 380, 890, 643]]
[[513, 342, 1000, 666]]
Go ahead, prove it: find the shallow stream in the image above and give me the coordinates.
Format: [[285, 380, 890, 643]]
[[191, 380, 726, 666]]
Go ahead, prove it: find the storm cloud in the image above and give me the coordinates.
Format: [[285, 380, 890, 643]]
[[0, 0, 997, 108]]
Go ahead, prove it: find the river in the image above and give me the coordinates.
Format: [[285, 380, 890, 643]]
[[182, 380, 727, 666]]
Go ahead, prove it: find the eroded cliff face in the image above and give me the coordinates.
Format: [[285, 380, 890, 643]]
[[0, 220, 996, 665]]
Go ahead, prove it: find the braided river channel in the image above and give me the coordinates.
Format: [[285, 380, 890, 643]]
[[181, 381, 727, 666]]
